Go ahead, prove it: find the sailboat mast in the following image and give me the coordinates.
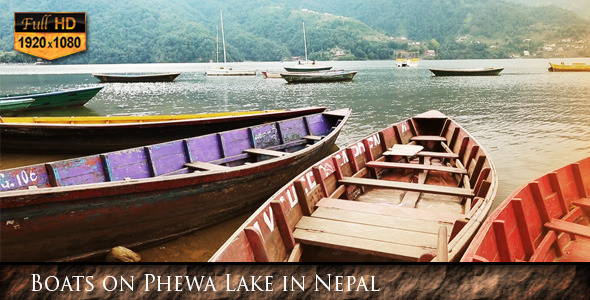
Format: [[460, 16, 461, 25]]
[[303, 21, 308, 63], [216, 25, 219, 63], [220, 10, 227, 64]]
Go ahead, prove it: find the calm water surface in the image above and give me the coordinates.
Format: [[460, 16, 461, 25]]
[[1, 59, 589, 261]]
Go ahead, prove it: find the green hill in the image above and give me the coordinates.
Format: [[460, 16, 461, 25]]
[[1, 0, 589, 63]]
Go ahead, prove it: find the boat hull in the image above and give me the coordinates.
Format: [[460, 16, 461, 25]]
[[548, 62, 590, 72], [461, 157, 590, 262], [429, 68, 503, 76], [0, 109, 351, 262], [0, 98, 34, 116], [93, 73, 181, 82], [211, 110, 497, 262], [281, 71, 358, 83], [205, 68, 257, 76], [283, 65, 333, 72], [0, 86, 103, 111], [0, 107, 327, 154]]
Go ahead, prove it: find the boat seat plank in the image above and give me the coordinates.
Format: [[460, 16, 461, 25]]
[[365, 161, 467, 174], [410, 135, 447, 142], [184, 161, 230, 171], [296, 216, 438, 248], [339, 177, 474, 198], [293, 229, 428, 261], [383, 144, 424, 157], [572, 198, 590, 209], [312, 206, 452, 235], [415, 151, 459, 159], [544, 219, 590, 239], [303, 135, 322, 142], [316, 198, 465, 224], [244, 148, 287, 157]]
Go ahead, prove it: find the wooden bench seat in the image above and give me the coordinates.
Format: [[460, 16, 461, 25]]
[[415, 151, 459, 159], [410, 135, 447, 142], [184, 161, 230, 171], [244, 148, 287, 157], [544, 219, 590, 239], [365, 161, 467, 174], [303, 135, 322, 142], [572, 198, 590, 209], [339, 177, 474, 198], [316, 197, 465, 224]]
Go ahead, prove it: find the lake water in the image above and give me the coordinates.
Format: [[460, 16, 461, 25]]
[[1, 59, 589, 261]]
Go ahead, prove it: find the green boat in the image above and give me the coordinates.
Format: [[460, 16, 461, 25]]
[[0, 86, 104, 111], [0, 98, 34, 116]]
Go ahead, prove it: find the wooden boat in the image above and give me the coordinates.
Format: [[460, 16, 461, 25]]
[[262, 71, 283, 79], [0, 98, 34, 116], [461, 157, 590, 262], [0, 107, 327, 154], [205, 66, 257, 76], [429, 68, 504, 76], [205, 10, 257, 76], [210, 110, 498, 262], [281, 70, 358, 83], [0, 108, 350, 262], [0, 86, 103, 111], [284, 22, 332, 73], [548, 62, 590, 72], [395, 51, 420, 68], [92, 73, 180, 83]]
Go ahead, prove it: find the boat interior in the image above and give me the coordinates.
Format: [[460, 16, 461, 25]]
[[0, 112, 344, 192], [464, 157, 590, 262], [212, 111, 496, 262]]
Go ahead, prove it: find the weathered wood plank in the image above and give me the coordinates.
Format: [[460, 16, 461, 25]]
[[572, 198, 590, 209], [545, 219, 590, 238], [415, 151, 459, 159], [293, 228, 432, 261], [383, 144, 423, 157], [316, 198, 464, 224], [244, 148, 286, 157], [311, 206, 452, 235], [366, 161, 467, 174], [303, 135, 322, 142], [184, 161, 230, 171], [339, 177, 474, 197], [410, 135, 447, 142]]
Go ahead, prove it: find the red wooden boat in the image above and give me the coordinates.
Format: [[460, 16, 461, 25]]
[[210, 110, 497, 262], [462, 157, 590, 262], [0, 109, 350, 262]]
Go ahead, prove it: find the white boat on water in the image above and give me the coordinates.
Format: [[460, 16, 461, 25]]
[[395, 51, 420, 68], [284, 22, 332, 72], [205, 10, 257, 76]]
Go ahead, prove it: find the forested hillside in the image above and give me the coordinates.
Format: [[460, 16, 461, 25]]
[[1, 0, 589, 63]]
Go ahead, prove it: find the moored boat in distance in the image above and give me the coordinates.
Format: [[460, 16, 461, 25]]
[[205, 66, 257, 76], [262, 71, 284, 79], [395, 51, 420, 68], [0, 86, 103, 111], [284, 21, 332, 73], [461, 157, 590, 262], [0, 107, 327, 154], [93, 73, 181, 83], [429, 68, 504, 76], [0, 98, 34, 116], [548, 62, 590, 72], [0, 108, 351, 262], [210, 110, 498, 262], [281, 70, 358, 83]]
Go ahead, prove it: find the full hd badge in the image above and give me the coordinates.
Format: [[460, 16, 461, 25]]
[[14, 12, 86, 60]]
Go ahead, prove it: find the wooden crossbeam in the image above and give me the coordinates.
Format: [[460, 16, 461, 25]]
[[415, 151, 459, 159], [366, 161, 467, 174], [544, 219, 590, 239], [244, 148, 287, 157], [184, 161, 230, 171], [339, 177, 474, 198], [303, 135, 322, 142], [410, 135, 447, 142]]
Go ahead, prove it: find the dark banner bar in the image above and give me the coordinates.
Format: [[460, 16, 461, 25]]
[[1, 264, 588, 299], [14, 12, 86, 33]]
